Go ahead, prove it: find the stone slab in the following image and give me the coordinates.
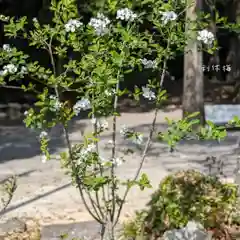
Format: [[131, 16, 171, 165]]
[[205, 104, 240, 124]]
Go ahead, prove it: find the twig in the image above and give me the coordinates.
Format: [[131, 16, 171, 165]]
[[0, 176, 17, 217], [113, 58, 168, 227], [45, 38, 103, 224], [110, 71, 121, 222]]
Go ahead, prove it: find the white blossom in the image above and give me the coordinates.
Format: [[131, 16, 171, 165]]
[[91, 118, 109, 131], [116, 8, 137, 22], [0, 69, 8, 76], [140, 58, 157, 69], [73, 98, 91, 115], [0, 15, 9, 21], [2, 44, 11, 52], [197, 29, 214, 45], [49, 95, 57, 101], [24, 110, 28, 116], [132, 133, 143, 145], [2, 64, 18, 75], [100, 119, 108, 130], [33, 17, 38, 22], [91, 117, 97, 125], [104, 88, 116, 97], [107, 140, 114, 146], [41, 154, 47, 163], [89, 13, 110, 36], [142, 86, 156, 100], [113, 157, 123, 166], [49, 95, 62, 111], [54, 101, 62, 111], [161, 11, 177, 24], [120, 125, 130, 137], [86, 143, 96, 152], [65, 19, 83, 33], [76, 143, 96, 165], [39, 131, 48, 139], [219, 177, 235, 184], [99, 155, 108, 165], [20, 66, 27, 74]]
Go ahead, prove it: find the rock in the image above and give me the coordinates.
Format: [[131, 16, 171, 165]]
[[0, 218, 26, 237], [0, 217, 40, 239], [163, 221, 213, 240]]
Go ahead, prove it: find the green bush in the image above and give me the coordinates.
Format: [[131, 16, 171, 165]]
[[121, 170, 238, 239]]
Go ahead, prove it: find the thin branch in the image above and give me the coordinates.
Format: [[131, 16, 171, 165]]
[[113, 58, 168, 227], [86, 191, 103, 220], [91, 86, 107, 220], [45, 39, 103, 224], [0, 85, 22, 90], [0, 176, 17, 217], [110, 71, 120, 221]]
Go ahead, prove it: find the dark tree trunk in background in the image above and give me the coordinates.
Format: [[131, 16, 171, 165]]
[[226, 0, 240, 102], [183, 0, 204, 124], [207, 0, 223, 82]]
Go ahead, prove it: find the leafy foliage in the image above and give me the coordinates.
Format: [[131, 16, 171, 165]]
[[1, 0, 240, 239], [121, 170, 238, 239]]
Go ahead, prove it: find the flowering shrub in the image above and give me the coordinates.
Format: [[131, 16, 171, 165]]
[[0, 0, 237, 239], [121, 170, 238, 239]]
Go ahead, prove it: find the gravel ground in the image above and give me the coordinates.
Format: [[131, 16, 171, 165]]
[[0, 108, 240, 239]]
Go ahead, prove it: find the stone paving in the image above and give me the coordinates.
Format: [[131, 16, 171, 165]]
[[0, 108, 240, 238]]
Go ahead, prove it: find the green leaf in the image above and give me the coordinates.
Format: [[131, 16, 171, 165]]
[[59, 233, 69, 239], [138, 173, 152, 191], [185, 112, 200, 119]]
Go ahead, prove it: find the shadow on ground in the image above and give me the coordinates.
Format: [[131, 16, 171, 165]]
[[41, 220, 102, 240], [0, 182, 72, 217], [0, 118, 87, 164], [99, 122, 240, 177], [0, 120, 240, 218]]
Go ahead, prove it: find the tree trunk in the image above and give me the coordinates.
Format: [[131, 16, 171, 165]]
[[226, 0, 240, 97], [207, 0, 223, 82], [182, 0, 205, 125]]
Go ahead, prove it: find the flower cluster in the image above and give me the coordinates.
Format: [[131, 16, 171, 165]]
[[49, 95, 62, 112], [161, 11, 177, 24], [91, 118, 109, 131], [120, 125, 131, 138], [39, 131, 48, 140], [41, 154, 47, 163], [73, 98, 91, 116], [65, 19, 83, 33], [142, 86, 156, 100], [24, 110, 29, 116], [120, 125, 143, 145], [104, 88, 116, 97], [2, 44, 11, 52], [0, 63, 18, 76], [116, 8, 137, 22], [99, 155, 123, 167], [89, 13, 110, 36], [76, 143, 96, 165], [112, 157, 123, 166], [140, 58, 157, 69], [197, 29, 214, 45], [132, 133, 144, 145], [0, 15, 9, 21], [20, 66, 28, 75]]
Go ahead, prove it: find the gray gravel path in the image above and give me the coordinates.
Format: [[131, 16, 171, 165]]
[[0, 108, 240, 239]]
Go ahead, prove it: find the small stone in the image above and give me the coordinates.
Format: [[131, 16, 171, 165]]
[[163, 221, 213, 240], [0, 218, 26, 236]]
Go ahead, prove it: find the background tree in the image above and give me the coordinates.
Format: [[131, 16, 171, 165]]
[[182, 0, 204, 124]]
